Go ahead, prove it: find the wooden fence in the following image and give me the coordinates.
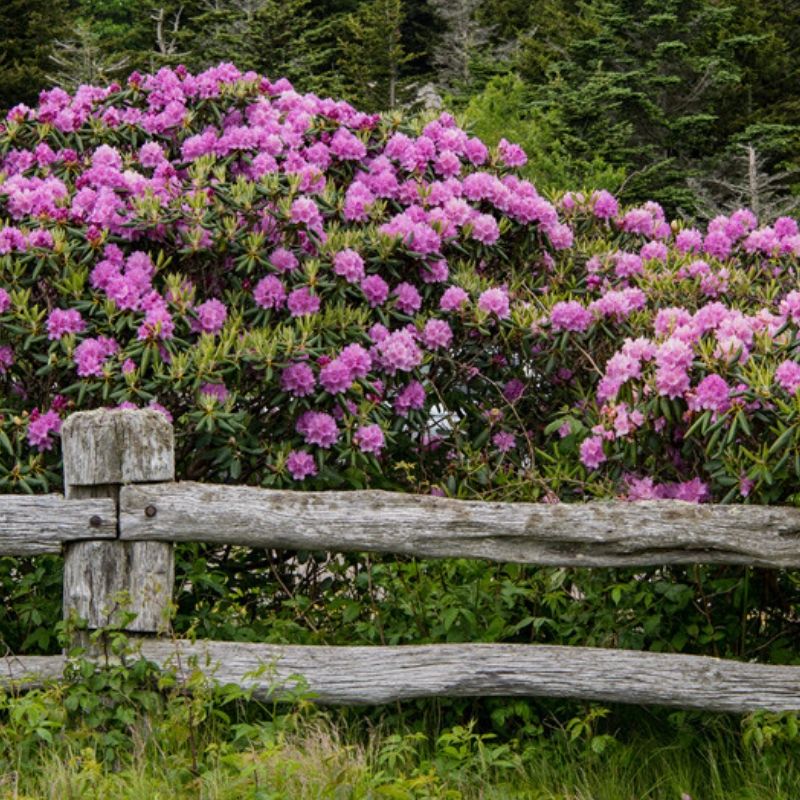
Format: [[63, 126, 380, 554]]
[[1, 408, 799, 712]]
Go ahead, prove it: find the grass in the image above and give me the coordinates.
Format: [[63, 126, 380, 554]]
[[1, 690, 800, 800]]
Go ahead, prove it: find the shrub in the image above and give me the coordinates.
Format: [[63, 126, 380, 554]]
[[2, 65, 800, 675], [1, 64, 799, 505]]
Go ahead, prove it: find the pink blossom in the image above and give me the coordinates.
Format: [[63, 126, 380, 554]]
[[287, 287, 321, 316], [492, 431, 516, 453], [640, 241, 668, 262], [0, 289, 10, 314], [296, 411, 339, 448], [421, 258, 449, 283], [655, 338, 693, 399], [138, 303, 175, 341], [592, 190, 619, 219], [393, 282, 422, 315], [470, 214, 500, 245], [254, 275, 286, 309], [690, 374, 730, 414], [775, 360, 800, 394], [339, 343, 372, 378], [195, 298, 227, 333], [579, 435, 607, 470], [148, 401, 173, 423], [550, 301, 592, 332], [281, 362, 316, 397], [503, 379, 525, 403], [200, 383, 229, 403], [614, 251, 643, 278], [330, 127, 366, 160], [376, 330, 422, 374], [477, 287, 510, 319], [394, 381, 425, 416], [319, 358, 353, 394], [422, 319, 453, 350], [497, 138, 527, 168], [464, 138, 488, 165], [27, 409, 61, 451], [74, 336, 118, 377], [546, 222, 574, 250], [354, 423, 385, 454], [361, 274, 389, 307], [333, 249, 365, 283], [290, 196, 322, 228], [590, 288, 646, 320], [440, 286, 469, 312], [269, 247, 299, 273], [703, 230, 733, 260], [286, 450, 317, 480]]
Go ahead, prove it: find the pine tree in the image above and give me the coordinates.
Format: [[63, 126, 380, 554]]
[[690, 143, 800, 221], [337, 0, 414, 111], [0, 0, 73, 110], [191, 0, 338, 92], [427, 0, 489, 93], [516, 0, 747, 212], [47, 21, 130, 91]]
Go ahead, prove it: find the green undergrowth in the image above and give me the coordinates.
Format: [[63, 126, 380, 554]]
[[0, 634, 799, 800]]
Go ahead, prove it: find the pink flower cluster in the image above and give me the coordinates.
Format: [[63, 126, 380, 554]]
[[3, 64, 800, 503]]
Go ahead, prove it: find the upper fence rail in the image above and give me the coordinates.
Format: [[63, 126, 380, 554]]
[[5, 478, 800, 567], [118, 482, 800, 568]]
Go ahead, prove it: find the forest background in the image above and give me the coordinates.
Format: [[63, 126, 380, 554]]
[[3, 0, 800, 219]]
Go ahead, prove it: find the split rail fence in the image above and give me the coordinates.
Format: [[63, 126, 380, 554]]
[[1, 408, 800, 712]]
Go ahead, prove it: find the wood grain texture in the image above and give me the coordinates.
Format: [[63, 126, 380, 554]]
[[63, 541, 174, 632], [134, 640, 800, 713], [0, 495, 115, 555], [0, 654, 65, 690], [120, 483, 800, 567], [3, 642, 798, 712], [62, 408, 174, 490], [61, 408, 175, 635]]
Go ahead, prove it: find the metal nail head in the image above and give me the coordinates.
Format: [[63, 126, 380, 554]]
[[89, 515, 102, 528], [145, 505, 157, 518]]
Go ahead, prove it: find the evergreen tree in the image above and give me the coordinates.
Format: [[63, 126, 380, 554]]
[[689, 143, 800, 220], [0, 0, 73, 110], [47, 21, 130, 90], [517, 0, 748, 211], [427, 0, 489, 94], [337, 0, 414, 111], [191, 0, 338, 92]]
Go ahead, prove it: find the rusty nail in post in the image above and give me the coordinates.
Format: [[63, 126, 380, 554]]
[[89, 515, 102, 528], [145, 505, 157, 518]]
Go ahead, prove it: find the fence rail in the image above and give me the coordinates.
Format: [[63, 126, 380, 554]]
[[120, 481, 800, 568], [0, 495, 115, 555], [5, 641, 800, 713], [1, 408, 799, 712]]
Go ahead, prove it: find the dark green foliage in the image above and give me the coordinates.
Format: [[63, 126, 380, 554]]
[[190, 0, 341, 93], [516, 0, 745, 211], [337, 0, 415, 110], [0, 0, 73, 109]]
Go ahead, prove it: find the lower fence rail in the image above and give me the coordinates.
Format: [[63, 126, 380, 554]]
[[4, 642, 799, 713]]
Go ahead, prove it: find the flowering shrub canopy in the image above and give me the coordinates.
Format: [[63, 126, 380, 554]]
[[1, 64, 799, 505]]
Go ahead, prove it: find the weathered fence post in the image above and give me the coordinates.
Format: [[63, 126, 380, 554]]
[[61, 409, 175, 644]]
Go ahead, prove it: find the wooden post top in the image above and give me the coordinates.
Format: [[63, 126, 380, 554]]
[[61, 408, 174, 489]]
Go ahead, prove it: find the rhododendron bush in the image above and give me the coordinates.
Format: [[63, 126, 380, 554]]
[[1, 63, 800, 508], [5, 65, 800, 669]]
